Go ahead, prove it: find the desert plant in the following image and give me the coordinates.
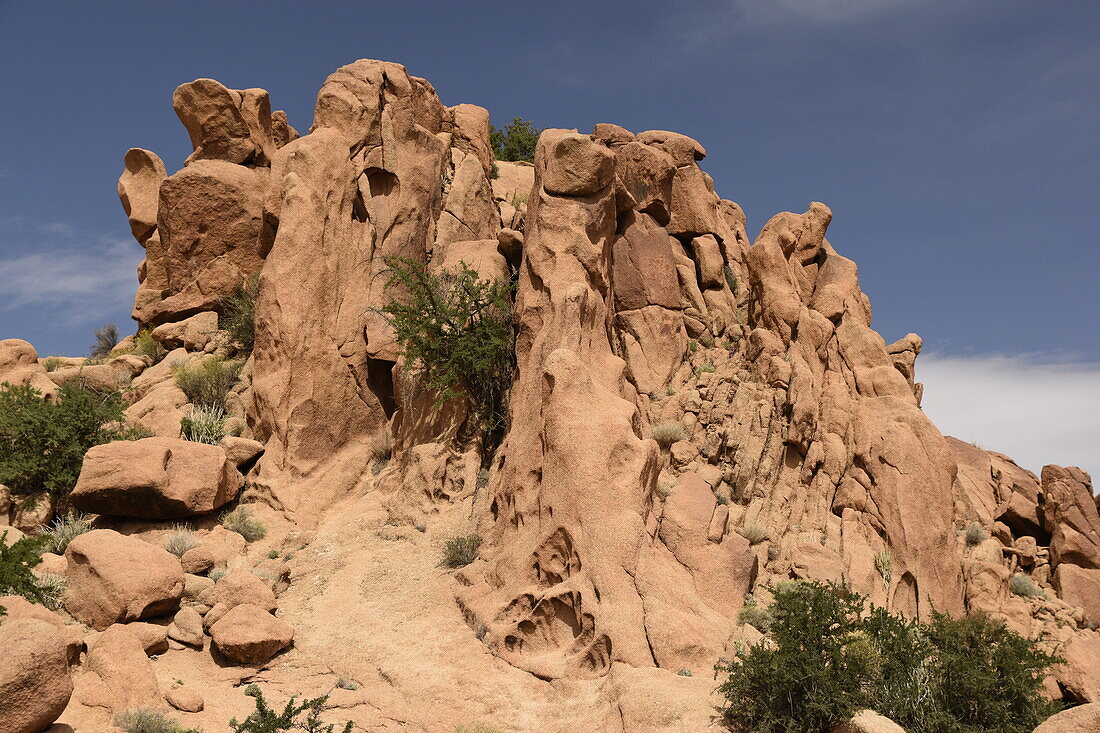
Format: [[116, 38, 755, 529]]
[[738, 522, 769, 545], [724, 264, 739, 296], [0, 381, 141, 502], [181, 404, 228, 444], [442, 534, 482, 568], [717, 580, 1062, 733], [222, 507, 267, 542], [875, 549, 894, 590], [965, 524, 989, 546], [165, 524, 197, 558], [230, 684, 352, 733], [1009, 573, 1042, 598], [208, 568, 228, 582], [90, 322, 120, 357], [0, 532, 51, 610], [132, 328, 167, 362], [654, 480, 675, 501], [36, 572, 66, 610], [43, 356, 63, 372], [650, 420, 687, 449], [489, 117, 541, 162], [334, 677, 359, 691], [114, 707, 200, 733], [369, 429, 393, 465], [738, 602, 774, 633], [174, 357, 243, 411], [489, 162, 499, 180], [44, 513, 93, 554], [221, 276, 259, 354], [697, 362, 716, 373], [455, 725, 501, 733], [379, 257, 515, 454]]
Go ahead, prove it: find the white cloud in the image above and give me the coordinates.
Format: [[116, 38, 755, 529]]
[[918, 352, 1100, 481], [0, 231, 142, 322]]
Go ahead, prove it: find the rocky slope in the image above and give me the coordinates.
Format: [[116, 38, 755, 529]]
[[1, 59, 1098, 732]]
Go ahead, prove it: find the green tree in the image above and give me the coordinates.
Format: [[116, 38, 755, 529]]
[[0, 381, 142, 503], [490, 117, 541, 162], [230, 684, 352, 733], [380, 257, 515, 454], [0, 532, 51, 614]]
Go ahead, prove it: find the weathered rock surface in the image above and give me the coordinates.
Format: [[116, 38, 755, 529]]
[[150, 310, 220, 351], [0, 338, 58, 399], [0, 595, 83, 663], [71, 437, 242, 519], [1033, 703, 1100, 732], [64, 529, 185, 629], [209, 603, 293, 664], [75, 625, 161, 713], [0, 618, 73, 733]]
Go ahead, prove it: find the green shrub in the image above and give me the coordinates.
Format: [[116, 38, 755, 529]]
[[738, 597, 774, 633], [0, 532, 51, 611], [181, 404, 228, 444], [441, 534, 482, 568], [738, 522, 769, 545], [380, 257, 514, 451], [174, 357, 243, 411], [489, 162, 499, 180], [724, 264, 739, 296], [0, 381, 140, 501], [230, 684, 352, 733], [717, 580, 1062, 733], [965, 524, 989, 546], [651, 420, 687, 449], [221, 276, 258, 354], [1009, 573, 1042, 598], [222, 507, 266, 542], [114, 707, 200, 733], [132, 328, 167, 362], [43, 357, 64, 372], [44, 513, 93, 554], [875, 549, 894, 590], [90, 322, 120, 357], [489, 117, 541, 162], [165, 525, 197, 558]]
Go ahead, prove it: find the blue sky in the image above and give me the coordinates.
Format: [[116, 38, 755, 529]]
[[0, 0, 1097, 475]]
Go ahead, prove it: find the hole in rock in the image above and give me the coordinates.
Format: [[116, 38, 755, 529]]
[[365, 357, 397, 418]]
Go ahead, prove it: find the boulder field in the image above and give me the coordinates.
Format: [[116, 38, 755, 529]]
[[1, 59, 1098, 731]]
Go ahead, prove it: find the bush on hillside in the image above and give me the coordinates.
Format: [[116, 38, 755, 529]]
[[441, 534, 482, 569], [489, 117, 541, 162], [114, 707, 200, 733], [181, 404, 228, 444], [380, 257, 514, 450], [43, 513, 93, 554], [717, 580, 1062, 733], [174, 357, 243, 412], [89, 322, 120, 357], [220, 276, 258, 354], [222, 507, 266, 542], [0, 531, 51, 613], [132, 328, 167, 362], [229, 684, 352, 733], [0, 381, 142, 502]]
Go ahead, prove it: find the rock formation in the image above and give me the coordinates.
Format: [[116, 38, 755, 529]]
[[1, 58, 1096, 732]]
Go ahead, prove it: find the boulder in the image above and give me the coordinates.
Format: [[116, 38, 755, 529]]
[[71, 437, 243, 519], [173, 78, 273, 166], [1, 524, 26, 546], [219, 435, 265, 469], [166, 684, 205, 713], [1058, 635, 1100, 702], [200, 569, 277, 627], [0, 595, 83, 663], [831, 710, 907, 733], [1043, 465, 1100, 569], [167, 606, 204, 648], [180, 525, 246, 574], [110, 621, 169, 655], [1033, 703, 1100, 732], [76, 625, 161, 713], [63, 529, 184, 630], [150, 311, 220, 351], [1054, 564, 1100, 624], [118, 148, 167, 246], [541, 131, 614, 197], [209, 603, 293, 664], [0, 338, 58, 399], [47, 362, 130, 392], [0, 618, 73, 733]]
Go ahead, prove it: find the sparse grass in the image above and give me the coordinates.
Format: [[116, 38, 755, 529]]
[[174, 357, 243, 411], [875, 549, 893, 590], [181, 404, 228, 444], [965, 524, 989, 546], [44, 513, 93, 554], [43, 356, 64, 372], [455, 725, 502, 733], [335, 677, 359, 691], [665, 384, 676, 396], [1009, 573, 1042, 598], [716, 494, 730, 506], [268, 549, 280, 559], [724, 264, 739, 296], [476, 469, 490, 489], [222, 507, 267, 542], [678, 668, 693, 676], [651, 420, 687, 449], [165, 524, 197, 558], [442, 534, 482, 568], [114, 708, 199, 733], [369, 429, 393, 466], [132, 328, 167, 362], [489, 162, 499, 180], [220, 276, 258, 354], [36, 572, 66, 611], [697, 362, 716, 373], [738, 522, 769, 545]]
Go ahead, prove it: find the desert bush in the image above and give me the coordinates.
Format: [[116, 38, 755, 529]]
[[44, 513, 93, 554], [221, 276, 258, 354], [36, 572, 66, 610], [654, 480, 675, 500], [43, 356, 63, 372], [965, 524, 989, 546], [738, 522, 769, 545], [490, 117, 541, 162], [181, 404, 228, 444], [369, 429, 393, 463], [132, 328, 167, 362], [489, 162, 500, 180], [875, 549, 894, 589], [380, 257, 514, 451], [165, 524, 197, 558], [724, 264, 739, 296], [651, 420, 687, 449], [1009, 573, 1042, 598], [717, 580, 1062, 733], [174, 357, 243, 411], [442, 534, 482, 568], [455, 726, 501, 733], [90, 322, 120, 357], [114, 707, 199, 733], [230, 684, 352, 733], [0, 532, 51, 612], [222, 507, 267, 542], [0, 381, 140, 501], [209, 568, 227, 582], [738, 596, 774, 633]]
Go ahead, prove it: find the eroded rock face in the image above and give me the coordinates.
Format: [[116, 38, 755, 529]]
[[0, 618, 73, 733]]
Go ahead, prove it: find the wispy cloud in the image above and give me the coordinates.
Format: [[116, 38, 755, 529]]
[[918, 352, 1100, 480], [0, 224, 142, 323], [724, 0, 922, 25]]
